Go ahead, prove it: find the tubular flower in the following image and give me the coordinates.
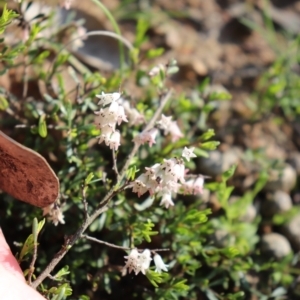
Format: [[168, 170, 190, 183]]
[[95, 92, 127, 149], [123, 249, 152, 275], [153, 254, 169, 273]]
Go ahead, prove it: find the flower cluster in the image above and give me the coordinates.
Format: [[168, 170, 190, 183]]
[[123, 249, 168, 275], [42, 203, 65, 226], [131, 147, 204, 208], [95, 92, 128, 150]]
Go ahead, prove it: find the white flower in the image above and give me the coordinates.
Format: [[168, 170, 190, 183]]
[[157, 114, 172, 130], [153, 254, 169, 273], [133, 128, 159, 147], [157, 115, 183, 142], [97, 92, 121, 106], [149, 64, 165, 77], [123, 249, 140, 275], [138, 249, 152, 275], [123, 249, 152, 275], [42, 203, 65, 226], [108, 131, 121, 151], [159, 192, 174, 209], [182, 147, 197, 162], [122, 100, 145, 125]]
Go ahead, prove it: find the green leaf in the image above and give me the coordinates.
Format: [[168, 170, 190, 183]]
[[198, 77, 210, 92], [0, 96, 8, 110], [38, 114, 47, 138], [85, 173, 94, 185], [135, 18, 149, 47], [222, 165, 236, 182], [201, 141, 220, 150], [200, 129, 215, 141], [209, 91, 232, 101], [19, 219, 45, 262], [146, 48, 165, 59], [54, 266, 70, 281]]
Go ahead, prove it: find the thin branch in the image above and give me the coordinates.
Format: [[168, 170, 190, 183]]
[[27, 220, 39, 285], [31, 184, 122, 289], [81, 184, 89, 220], [82, 235, 170, 252], [27, 240, 38, 284], [112, 150, 120, 181]]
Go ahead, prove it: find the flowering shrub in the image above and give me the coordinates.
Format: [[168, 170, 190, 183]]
[[0, 2, 299, 300]]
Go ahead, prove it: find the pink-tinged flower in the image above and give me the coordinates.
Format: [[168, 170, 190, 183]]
[[97, 92, 121, 106], [94, 108, 113, 128], [71, 26, 87, 50], [132, 167, 161, 197], [60, 0, 73, 10], [123, 249, 139, 275], [116, 105, 128, 125], [182, 177, 204, 195], [159, 192, 174, 209], [149, 64, 165, 77], [161, 158, 185, 184], [123, 249, 152, 276], [133, 128, 158, 147], [169, 121, 183, 142], [192, 176, 204, 194], [157, 115, 183, 142], [121, 100, 145, 126], [131, 177, 148, 197], [108, 131, 121, 151], [182, 147, 197, 162], [97, 124, 115, 145], [153, 254, 169, 273]]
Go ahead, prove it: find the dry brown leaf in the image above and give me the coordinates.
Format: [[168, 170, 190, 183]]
[[0, 131, 59, 208]]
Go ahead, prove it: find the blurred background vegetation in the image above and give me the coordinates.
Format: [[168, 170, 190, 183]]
[[1, 0, 300, 299]]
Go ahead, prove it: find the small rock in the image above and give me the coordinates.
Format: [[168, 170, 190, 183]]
[[261, 233, 292, 259], [229, 196, 257, 222], [261, 190, 293, 217], [210, 229, 234, 248], [240, 204, 257, 223], [282, 214, 300, 250], [264, 164, 297, 192], [287, 152, 300, 175], [199, 148, 240, 177]]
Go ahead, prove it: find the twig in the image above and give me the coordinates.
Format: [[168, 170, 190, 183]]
[[112, 150, 120, 181], [27, 220, 39, 285], [81, 184, 89, 220], [82, 235, 169, 252]]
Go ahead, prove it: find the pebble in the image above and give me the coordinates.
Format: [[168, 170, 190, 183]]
[[210, 229, 234, 248], [287, 152, 300, 175], [199, 148, 240, 177], [261, 233, 292, 259], [260, 190, 293, 217], [282, 214, 300, 250], [264, 163, 297, 192]]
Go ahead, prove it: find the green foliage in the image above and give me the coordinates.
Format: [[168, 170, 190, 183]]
[[133, 219, 159, 244], [0, 4, 18, 34]]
